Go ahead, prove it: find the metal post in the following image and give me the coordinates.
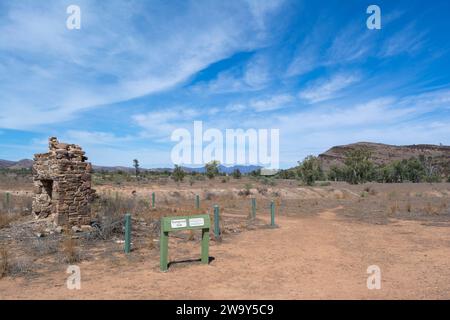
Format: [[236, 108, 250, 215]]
[[152, 192, 155, 208], [160, 230, 169, 271], [270, 200, 275, 227], [251, 198, 256, 218], [124, 213, 131, 254], [214, 205, 220, 240], [201, 228, 210, 264], [195, 194, 200, 210]]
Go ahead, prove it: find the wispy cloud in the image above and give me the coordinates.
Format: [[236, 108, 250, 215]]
[[299, 72, 361, 103], [250, 94, 294, 112], [379, 24, 427, 57], [132, 107, 201, 139], [0, 0, 281, 129]]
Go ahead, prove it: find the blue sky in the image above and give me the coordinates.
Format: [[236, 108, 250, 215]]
[[0, 0, 449, 168]]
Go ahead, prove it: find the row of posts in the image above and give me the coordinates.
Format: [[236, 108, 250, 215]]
[[123, 194, 277, 254]]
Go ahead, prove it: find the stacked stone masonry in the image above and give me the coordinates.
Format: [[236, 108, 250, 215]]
[[32, 137, 95, 226]]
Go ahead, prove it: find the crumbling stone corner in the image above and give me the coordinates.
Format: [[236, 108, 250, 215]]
[[32, 137, 95, 226]]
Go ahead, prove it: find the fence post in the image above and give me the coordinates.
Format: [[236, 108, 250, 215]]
[[124, 213, 131, 254], [270, 200, 276, 227], [6, 192, 11, 213], [214, 205, 221, 240], [152, 192, 155, 208], [196, 194, 200, 210], [160, 229, 169, 271], [201, 227, 210, 264], [251, 198, 256, 219]]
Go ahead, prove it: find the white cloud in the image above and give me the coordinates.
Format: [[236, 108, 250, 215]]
[[250, 94, 294, 112], [0, 0, 281, 129], [132, 107, 201, 139], [380, 24, 426, 57], [299, 72, 361, 103], [191, 53, 272, 94]]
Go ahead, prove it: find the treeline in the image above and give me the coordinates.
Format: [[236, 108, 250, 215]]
[[93, 160, 250, 185], [278, 148, 449, 185]]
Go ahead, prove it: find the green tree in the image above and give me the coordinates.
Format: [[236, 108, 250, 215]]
[[205, 160, 220, 179], [343, 148, 375, 184], [297, 155, 323, 186], [277, 169, 296, 179], [327, 165, 344, 182], [132, 159, 140, 178], [172, 165, 186, 182], [405, 157, 426, 182], [232, 168, 242, 179]]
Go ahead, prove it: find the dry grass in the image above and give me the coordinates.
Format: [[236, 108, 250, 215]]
[[424, 202, 439, 215], [61, 236, 81, 264], [0, 213, 20, 229], [0, 246, 8, 278], [406, 202, 412, 213], [389, 202, 399, 215]]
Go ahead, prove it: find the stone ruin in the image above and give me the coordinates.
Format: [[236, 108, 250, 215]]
[[32, 137, 95, 226]]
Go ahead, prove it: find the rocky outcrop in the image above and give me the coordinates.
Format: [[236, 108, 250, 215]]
[[318, 142, 450, 173]]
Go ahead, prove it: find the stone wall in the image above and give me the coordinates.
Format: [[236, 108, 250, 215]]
[[32, 137, 95, 226]]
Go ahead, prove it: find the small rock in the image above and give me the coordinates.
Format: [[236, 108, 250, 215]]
[[55, 226, 63, 233], [71, 226, 82, 233], [80, 225, 93, 232], [36, 232, 44, 238]]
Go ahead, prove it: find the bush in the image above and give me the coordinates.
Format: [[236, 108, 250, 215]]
[[172, 165, 186, 182], [342, 147, 375, 184], [205, 161, 220, 179], [297, 155, 323, 186], [277, 169, 296, 179], [232, 169, 242, 179], [61, 236, 81, 264], [327, 166, 344, 181]]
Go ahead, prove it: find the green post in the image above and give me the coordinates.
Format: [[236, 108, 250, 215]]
[[201, 228, 209, 264], [124, 213, 131, 254], [270, 200, 276, 227], [160, 230, 169, 271], [214, 205, 221, 240], [6, 192, 10, 213], [152, 192, 155, 208], [195, 194, 200, 210], [115, 191, 119, 201], [251, 198, 256, 218]]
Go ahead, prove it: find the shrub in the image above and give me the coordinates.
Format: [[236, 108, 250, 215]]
[[232, 169, 242, 179], [61, 236, 81, 264], [172, 165, 186, 182], [343, 147, 375, 184], [205, 161, 220, 179], [297, 155, 323, 186], [277, 169, 296, 179]]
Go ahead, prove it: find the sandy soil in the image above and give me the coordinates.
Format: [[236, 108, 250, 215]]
[[1, 203, 449, 299]]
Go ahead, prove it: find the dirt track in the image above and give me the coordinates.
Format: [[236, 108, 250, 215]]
[[1, 205, 449, 299]]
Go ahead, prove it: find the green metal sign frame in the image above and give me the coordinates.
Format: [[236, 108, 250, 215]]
[[160, 214, 210, 271]]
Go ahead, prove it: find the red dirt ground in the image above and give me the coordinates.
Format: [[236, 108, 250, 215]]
[[1, 206, 449, 299]]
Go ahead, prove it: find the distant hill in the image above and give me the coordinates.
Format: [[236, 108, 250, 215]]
[[0, 159, 33, 169], [181, 164, 261, 174], [3, 142, 448, 175], [318, 142, 450, 172], [0, 159, 261, 174]]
